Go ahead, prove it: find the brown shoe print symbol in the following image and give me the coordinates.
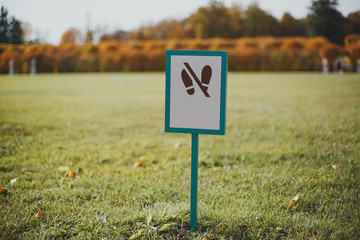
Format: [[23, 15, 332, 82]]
[[181, 69, 195, 95], [201, 65, 212, 92], [182, 63, 211, 97]]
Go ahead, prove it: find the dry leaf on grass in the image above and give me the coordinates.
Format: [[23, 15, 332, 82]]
[[289, 194, 301, 206], [211, 234, 219, 239], [0, 188, 8, 195], [63, 168, 84, 178], [331, 163, 340, 169], [32, 185, 36, 189], [65, 170, 75, 178], [34, 209, 43, 218], [134, 159, 142, 168]]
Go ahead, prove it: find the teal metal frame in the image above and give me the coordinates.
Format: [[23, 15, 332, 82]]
[[165, 50, 227, 135]]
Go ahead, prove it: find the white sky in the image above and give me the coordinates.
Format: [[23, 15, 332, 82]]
[[1, 0, 359, 44]]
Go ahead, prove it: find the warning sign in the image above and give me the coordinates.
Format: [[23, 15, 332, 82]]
[[165, 50, 227, 135]]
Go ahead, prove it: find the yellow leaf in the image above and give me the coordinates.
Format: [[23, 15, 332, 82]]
[[289, 194, 300, 206], [65, 170, 75, 178], [35, 209, 43, 218], [134, 159, 142, 168], [331, 163, 340, 169]]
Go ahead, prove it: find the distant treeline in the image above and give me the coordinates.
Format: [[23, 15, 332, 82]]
[[103, 1, 359, 46], [1, 35, 360, 73]]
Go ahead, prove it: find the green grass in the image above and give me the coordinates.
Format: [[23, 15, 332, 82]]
[[0, 72, 359, 239]]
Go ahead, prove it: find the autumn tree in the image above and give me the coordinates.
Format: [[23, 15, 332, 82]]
[[346, 11, 360, 35], [150, 20, 187, 39], [59, 28, 79, 45], [186, 0, 235, 38], [279, 12, 307, 36], [100, 30, 131, 41], [308, 0, 345, 44], [227, 3, 245, 38], [243, 4, 279, 37]]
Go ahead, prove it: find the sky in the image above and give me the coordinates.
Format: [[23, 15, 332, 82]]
[[1, 0, 359, 44]]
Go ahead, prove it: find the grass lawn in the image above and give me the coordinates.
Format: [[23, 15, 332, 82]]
[[0, 72, 359, 239]]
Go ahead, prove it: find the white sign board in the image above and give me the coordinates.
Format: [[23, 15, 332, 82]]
[[165, 50, 227, 135]]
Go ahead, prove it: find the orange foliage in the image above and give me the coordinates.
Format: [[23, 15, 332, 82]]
[[305, 37, 329, 50], [59, 29, 78, 46], [210, 39, 237, 51], [344, 34, 360, 47], [166, 40, 188, 50], [320, 43, 348, 71], [281, 38, 306, 51], [345, 35, 360, 71], [0, 36, 350, 73], [260, 38, 283, 51], [237, 38, 259, 49]]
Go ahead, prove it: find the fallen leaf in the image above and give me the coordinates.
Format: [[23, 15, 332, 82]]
[[76, 168, 84, 174], [58, 166, 70, 172], [174, 142, 180, 149], [313, 235, 318, 240], [32, 185, 36, 189], [289, 194, 300, 206], [331, 163, 340, 169], [211, 234, 219, 239], [0, 188, 8, 195], [35, 209, 43, 218], [65, 170, 75, 178], [10, 178, 17, 185], [134, 159, 142, 168]]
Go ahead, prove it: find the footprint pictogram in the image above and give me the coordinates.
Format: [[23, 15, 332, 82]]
[[201, 65, 212, 92], [181, 63, 212, 97], [181, 69, 195, 95]]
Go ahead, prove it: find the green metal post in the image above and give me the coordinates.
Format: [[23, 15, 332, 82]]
[[190, 134, 199, 231]]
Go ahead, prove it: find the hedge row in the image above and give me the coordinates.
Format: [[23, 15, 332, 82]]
[[0, 36, 359, 73]]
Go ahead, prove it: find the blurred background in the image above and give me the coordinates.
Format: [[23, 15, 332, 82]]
[[0, 0, 359, 73]]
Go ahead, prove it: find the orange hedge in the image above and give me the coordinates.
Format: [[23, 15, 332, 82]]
[[0, 36, 353, 73]]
